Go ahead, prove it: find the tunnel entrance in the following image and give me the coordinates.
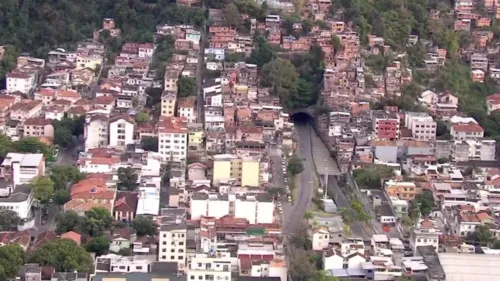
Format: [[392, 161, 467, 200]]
[[290, 111, 314, 124]]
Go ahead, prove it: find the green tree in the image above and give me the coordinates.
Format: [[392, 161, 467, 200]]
[[288, 249, 315, 281], [0, 244, 25, 278], [55, 211, 83, 234], [30, 239, 92, 272], [132, 215, 158, 236], [50, 165, 86, 191], [177, 77, 197, 97], [140, 136, 159, 152], [83, 207, 113, 237], [419, 191, 434, 217], [85, 235, 110, 256], [248, 36, 276, 67], [223, 3, 242, 27], [53, 189, 71, 206], [467, 225, 494, 245], [54, 127, 72, 148], [117, 167, 138, 191], [0, 210, 20, 231], [287, 153, 304, 176], [134, 112, 149, 124], [118, 247, 134, 256], [331, 35, 342, 54], [30, 176, 54, 202]]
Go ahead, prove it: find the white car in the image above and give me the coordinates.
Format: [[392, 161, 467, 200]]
[[288, 196, 291, 202]]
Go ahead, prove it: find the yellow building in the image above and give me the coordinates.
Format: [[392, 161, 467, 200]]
[[76, 55, 103, 70], [213, 155, 234, 186], [212, 154, 261, 187], [161, 90, 177, 117], [188, 123, 204, 150], [241, 157, 260, 187], [384, 180, 421, 201]]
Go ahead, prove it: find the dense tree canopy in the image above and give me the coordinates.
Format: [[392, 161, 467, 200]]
[[50, 165, 86, 191], [0, 210, 20, 231], [132, 215, 158, 236], [140, 136, 159, 152], [287, 153, 305, 176], [0, 244, 25, 278], [0, 0, 205, 63], [177, 77, 197, 97], [30, 176, 55, 202], [31, 239, 93, 272], [83, 207, 113, 237], [117, 167, 139, 191], [56, 210, 83, 234]]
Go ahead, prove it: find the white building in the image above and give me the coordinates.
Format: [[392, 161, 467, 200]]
[[406, 114, 436, 141], [6, 72, 36, 94], [412, 219, 440, 253], [249, 260, 288, 281], [95, 254, 150, 273], [187, 254, 232, 281], [84, 114, 109, 151], [312, 226, 330, 251], [0, 161, 35, 220], [177, 96, 196, 123], [234, 194, 275, 224], [158, 224, 187, 269], [190, 193, 230, 220], [158, 117, 188, 163], [109, 115, 135, 149], [1, 153, 45, 184], [191, 193, 275, 224], [77, 156, 120, 174], [136, 186, 160, 216]]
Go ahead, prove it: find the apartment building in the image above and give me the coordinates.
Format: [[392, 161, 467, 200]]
[[158, 224, 188, 268], [109, 115, 135, 149], [450, 122, 484, 140], [177, 96, 196, 123], [372, 111, 400, 140], [161, 91, 177, 117], [212, 154, 261, 187], [84, 114, 109, 151], [187, 254, 232, 281], [1, 153, 45, 184], [158, 117, 189, 163], [411, 220, 440, 252], [6, 72, 36, 94], [190, 193, 275, 224], [405, 113, 436, 141], [9, 100, 43, 122], [0, 162, 34, 220], [384, 180, 421, 201], [471, 53, 488, 70], [95, 254, 150, 273], [23, 117, 55, 139]]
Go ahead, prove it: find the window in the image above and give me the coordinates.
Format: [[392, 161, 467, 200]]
[[171, 256, 175, 259]]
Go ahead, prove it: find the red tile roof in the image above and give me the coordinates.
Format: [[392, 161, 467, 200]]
[[61, 231, 82, 246], [452, 122, 484, 133], [114, 192, 139, 213]]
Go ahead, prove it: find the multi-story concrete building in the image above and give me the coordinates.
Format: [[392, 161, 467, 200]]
[[84, 114, 109, 151], [411, 219, 440, 253], [161, 91, 177, 117], [95, 254, 150, 273], [384, 180, 421, 201], [372, 111, 400, 140], [405, 113, 436, 141], [158, 224, 188, 269], [23, 117, 55, 139], [450, 122, 484, 140], [9, 100, 43, 122], [177, 96, 196, 123], [212, 154, 261, 187], [1, 153, 45, 184], [109, 115, 135, 149], [6, 72, 36, 94], [470, 53, 488, 71], [190, 193, 275, 224], [158, 116, 188, 163], [187, 254, 232, 281]]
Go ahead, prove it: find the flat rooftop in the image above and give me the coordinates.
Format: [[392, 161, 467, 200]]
[[438, 252, 500, 281]]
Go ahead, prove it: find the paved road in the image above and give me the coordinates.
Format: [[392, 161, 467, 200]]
[[307, 122, 371, 240], [283, 121, 314, 234]]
